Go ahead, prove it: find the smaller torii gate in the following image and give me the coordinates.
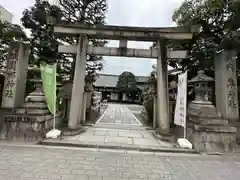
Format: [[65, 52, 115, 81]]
[[54, 24, 195, 135]]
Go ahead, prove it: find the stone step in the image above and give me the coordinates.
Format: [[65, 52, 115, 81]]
[[16, 108, 49, 115], [93, 123, 146, 131], [194, 124, 237, 133], [23, 102, 47, 109], [189, 118, 229, 125], [39, 139, 198, 154]]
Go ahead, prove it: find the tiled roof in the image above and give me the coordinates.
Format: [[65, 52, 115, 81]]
[[94, 74, 148, 88]]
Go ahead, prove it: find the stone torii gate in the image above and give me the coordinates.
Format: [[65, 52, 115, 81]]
[[54, 24, 195, 134]]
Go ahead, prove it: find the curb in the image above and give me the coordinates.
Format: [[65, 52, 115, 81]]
[[38, 140, 199, 154]]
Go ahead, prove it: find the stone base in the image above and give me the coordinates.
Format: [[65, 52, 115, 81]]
[[86, 108, 101, 124], [228, 120, 240, 142], [153, 131, 176, 142], [187, 123, 237, 153], [60, 126, 86, 136], [0, 111, 62, 141]]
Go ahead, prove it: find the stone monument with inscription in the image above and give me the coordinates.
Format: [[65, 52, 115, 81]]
[[1, 43, 30, 108], [215, 50, 240, 141], [215, 50, 239, 120]]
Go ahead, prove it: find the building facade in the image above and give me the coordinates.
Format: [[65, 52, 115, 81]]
[[94, 74, 148, 103], [0, 5, 13, 23]]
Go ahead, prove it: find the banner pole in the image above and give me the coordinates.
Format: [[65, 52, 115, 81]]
[[53, 64, 56, 130], [183, 70, 188, 139], [53, 94, 56, 130]]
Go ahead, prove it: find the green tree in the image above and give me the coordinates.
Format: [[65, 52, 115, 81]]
[[21, 0, 107, 82], [21, 0, 63, 82], [0, 20, 35, 95], [142, 65, 157, 124], [57, 0, 107, 81], [116, 71, 138, 99], [0, 21, 27, 71], [172, 0, 240, 77]]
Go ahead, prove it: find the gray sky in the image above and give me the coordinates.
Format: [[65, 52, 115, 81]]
[[0, 0, 184, 76]]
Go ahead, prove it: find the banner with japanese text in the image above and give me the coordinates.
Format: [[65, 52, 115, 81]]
[[174, 71, 188, 128], [40, 63, 57, 115]]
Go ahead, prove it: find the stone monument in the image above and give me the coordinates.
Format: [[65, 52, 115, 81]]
[[1, 43, 30, 108], [215, 50, 239, 119], [215, 50, 240, 141]]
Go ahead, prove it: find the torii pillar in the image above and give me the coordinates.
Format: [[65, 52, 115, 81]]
[[68, 36, 88, 129], [156, 39, 170, 134]]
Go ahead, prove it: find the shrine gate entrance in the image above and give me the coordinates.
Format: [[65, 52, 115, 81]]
[[54, 24, 195, 135]]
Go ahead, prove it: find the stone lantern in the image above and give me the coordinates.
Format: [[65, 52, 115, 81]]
[[147, 72, 157, 94], [84, 74, 94, 92], [187, 70, 237, 153], [188, 70, 216, 115], [169, 80, 177, 100], [46, 15, 57, 26]]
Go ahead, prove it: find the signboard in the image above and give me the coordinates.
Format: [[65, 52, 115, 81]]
[[174, 71, 188, 128]]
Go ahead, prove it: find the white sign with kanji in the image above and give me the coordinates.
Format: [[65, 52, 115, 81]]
[[174, 71, 188, 128]]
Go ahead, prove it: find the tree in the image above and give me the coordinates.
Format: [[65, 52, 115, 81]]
[[21, 0, 64, 82], [172, 0, 240, 77], [57, 0, 107, 81], [116, 71, 138, 98], [0, 21, 27, 71], [142, 65, 157, 124], [21, 0, 107, 82]]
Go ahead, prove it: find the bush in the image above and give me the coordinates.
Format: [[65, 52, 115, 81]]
[[143, 92, 154, 123]]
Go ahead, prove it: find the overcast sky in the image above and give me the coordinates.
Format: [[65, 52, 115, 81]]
[[0, 0, 184, 76]]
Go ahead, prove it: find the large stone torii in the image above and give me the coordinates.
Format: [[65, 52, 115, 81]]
[[54, 23, 196, 135]]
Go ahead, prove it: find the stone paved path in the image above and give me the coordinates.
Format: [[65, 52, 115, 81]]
[[1, 144, 240, 180], [96, 104, 141, 125], [63, 104, 174, 148]]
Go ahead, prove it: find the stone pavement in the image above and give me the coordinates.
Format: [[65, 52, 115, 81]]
[[96, 103, 141, 125], [58, 104, 175, 150], [1, 144, 240, 180]]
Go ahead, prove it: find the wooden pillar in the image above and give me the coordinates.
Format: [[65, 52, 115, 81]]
[[68, 36, 88, 129], [156, 39, 170, 134], [2, 43, 30, 108], [215, 50, 239, 120]]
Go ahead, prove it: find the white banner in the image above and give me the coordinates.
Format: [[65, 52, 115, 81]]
[[174, 71, 188, 128]]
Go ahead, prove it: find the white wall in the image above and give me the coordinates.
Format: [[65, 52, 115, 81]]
[[0, 6, 13, 23]]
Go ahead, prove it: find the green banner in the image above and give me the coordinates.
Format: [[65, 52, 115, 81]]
[[40, 63, 57, 115]]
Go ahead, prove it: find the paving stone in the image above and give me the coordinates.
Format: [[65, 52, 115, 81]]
[[76, 135, 105, 143], [61, 174, 76, 180], [2, 145, 240, 180], [94, 131, 107, 136], [97, 104, 140, 125], [118, 131, 142, 138], [74, 175, 88, 180], [106, 136, 133, 145], [107, 131, 119, 136], [133, 138, 160, 146], [157, 140, 175, 147], [61, 103, 175, 150]]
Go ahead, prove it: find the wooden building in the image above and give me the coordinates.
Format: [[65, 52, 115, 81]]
[[94, 74, 148, 103]]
